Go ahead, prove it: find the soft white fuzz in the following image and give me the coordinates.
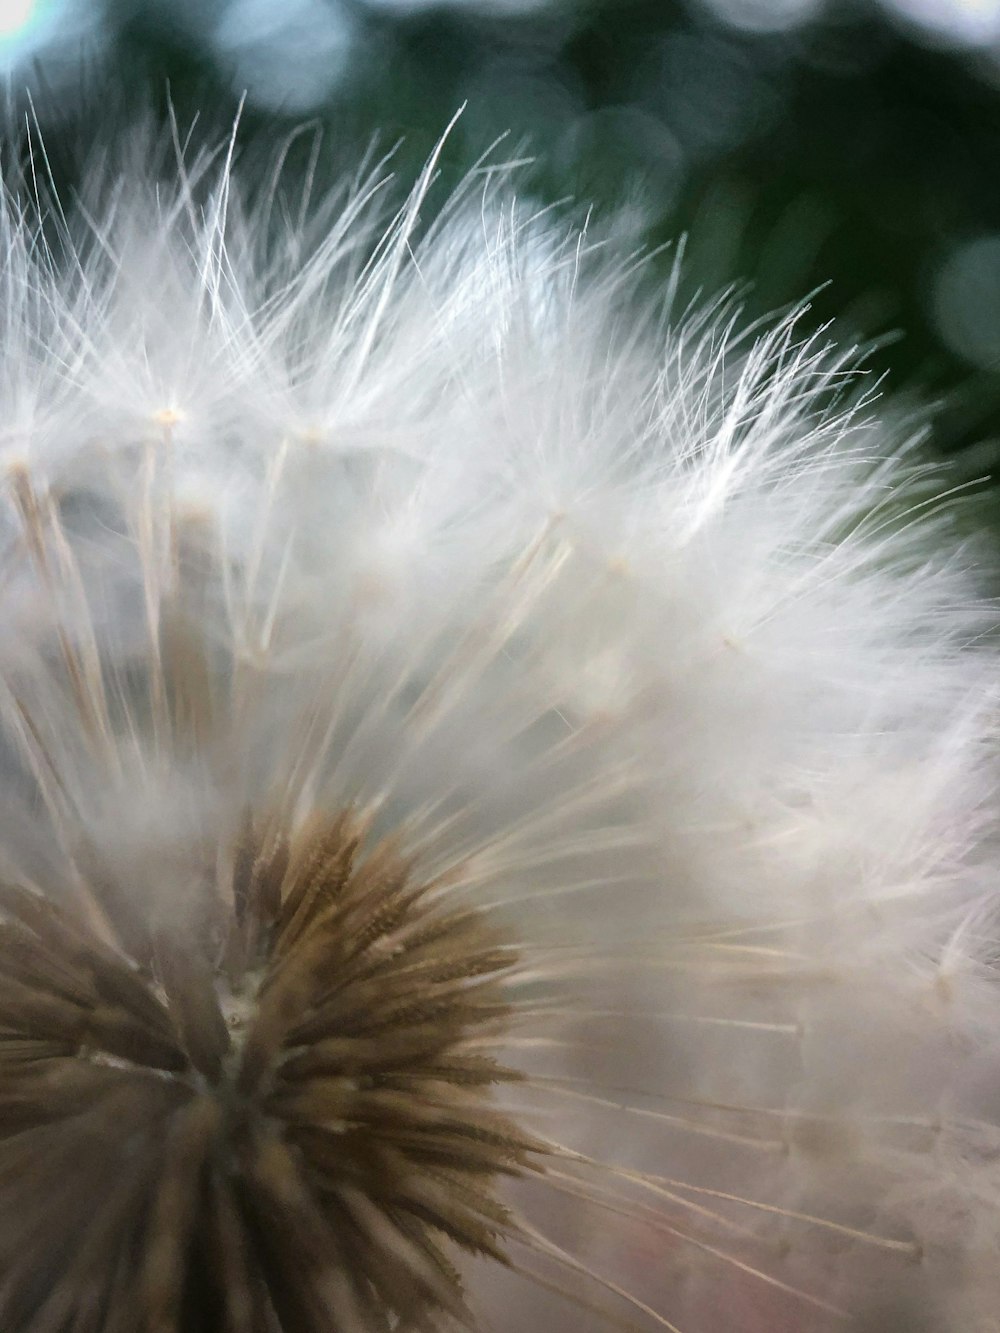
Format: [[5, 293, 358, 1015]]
[[0, 127, 997, 1331]]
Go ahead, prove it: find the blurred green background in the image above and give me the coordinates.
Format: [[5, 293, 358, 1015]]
[[5, 0, 1000, 477]]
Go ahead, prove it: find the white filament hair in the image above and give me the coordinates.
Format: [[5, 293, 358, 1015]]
[[0, 119, 997, 1331]]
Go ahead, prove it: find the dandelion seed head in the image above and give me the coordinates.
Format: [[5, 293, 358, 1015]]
[[0, 123, 995, 1330]]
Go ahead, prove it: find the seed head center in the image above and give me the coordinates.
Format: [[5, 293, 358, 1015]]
[[0, 810, 536, 1330]]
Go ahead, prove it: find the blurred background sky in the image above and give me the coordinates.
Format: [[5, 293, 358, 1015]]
[[2, 0, 999, 476]]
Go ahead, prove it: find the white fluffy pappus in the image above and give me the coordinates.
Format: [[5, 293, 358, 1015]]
[[0, 124, 996, 1332]]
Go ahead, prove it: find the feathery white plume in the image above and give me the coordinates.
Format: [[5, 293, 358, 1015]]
[[0, 125, 996, 1332]]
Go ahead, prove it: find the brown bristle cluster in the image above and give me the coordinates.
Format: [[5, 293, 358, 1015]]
[[0, 812, 533, 1332]]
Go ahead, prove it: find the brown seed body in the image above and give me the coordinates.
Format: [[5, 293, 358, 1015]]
[[0, 814, 533, 1332]]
